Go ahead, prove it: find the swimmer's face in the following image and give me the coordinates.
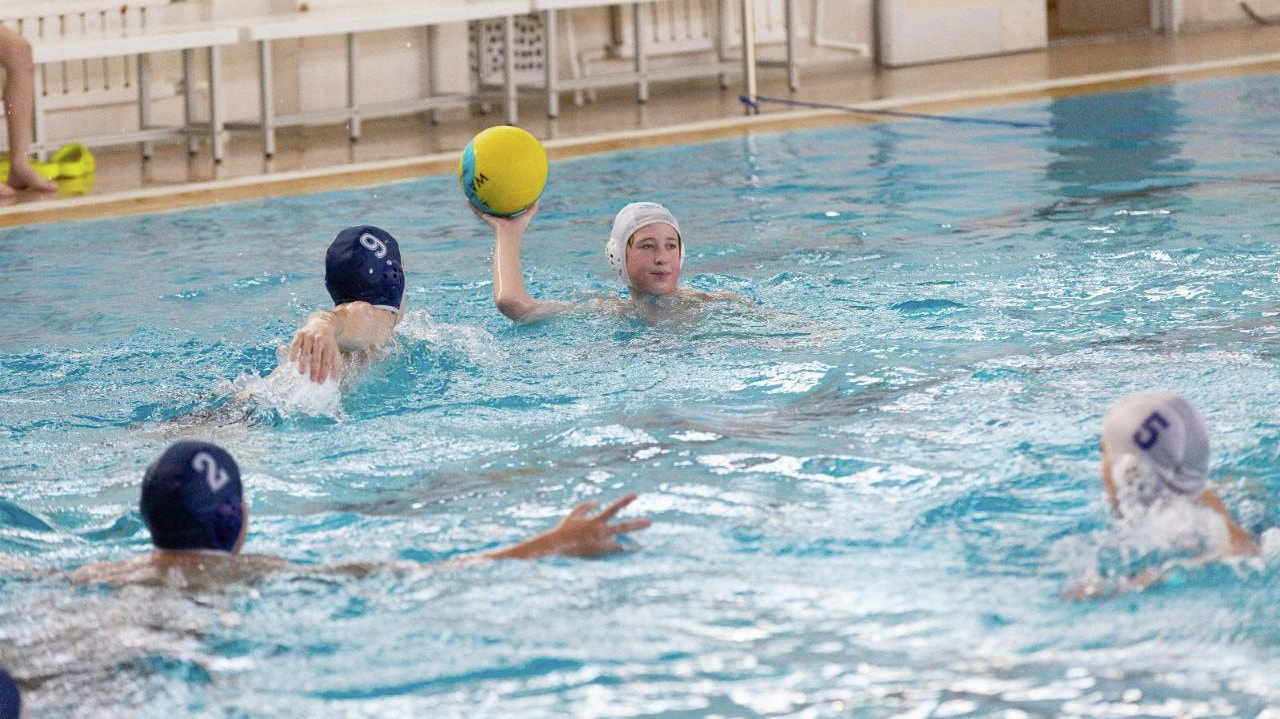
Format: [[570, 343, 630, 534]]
[[626, 222, 681, 296]]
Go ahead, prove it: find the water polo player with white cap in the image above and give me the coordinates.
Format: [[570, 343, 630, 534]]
[[286, 225, 406, 383], [72, 441, 651, 585], [479, 201, 744, 323], [1099, 391, 1257, 557]]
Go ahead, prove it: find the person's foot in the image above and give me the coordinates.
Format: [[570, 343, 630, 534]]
[[0, 182, 15, 198], [7, 162, 57, 193]]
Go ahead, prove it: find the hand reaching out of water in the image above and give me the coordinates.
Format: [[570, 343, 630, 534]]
[[487, 493, 652, 560], [550, 494, 653, 557], [289, 313, 340, 384]]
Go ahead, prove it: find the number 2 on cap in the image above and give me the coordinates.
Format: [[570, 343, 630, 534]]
[[192, 452, 231, 493], [359, 232, 388, 259], [1132, 411, 1169, 450]]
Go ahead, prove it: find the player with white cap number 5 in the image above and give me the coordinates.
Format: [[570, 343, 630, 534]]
[[1100, 390, 1258, 558]]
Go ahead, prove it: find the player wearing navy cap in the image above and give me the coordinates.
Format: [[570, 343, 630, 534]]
[[139, 440, 246, 554], [73, 441, 650, 584], [288, 225, 406, 383], [71, 441, 276, 584], [0, 668, 20, 719]]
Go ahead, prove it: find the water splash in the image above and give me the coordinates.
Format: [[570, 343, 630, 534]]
[[231, 347, 343, 420]]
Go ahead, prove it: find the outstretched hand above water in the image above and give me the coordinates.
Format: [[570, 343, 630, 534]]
[[289, 312, 341, 383], [487, 493, 652, 560], [286, 302, 399, 384]]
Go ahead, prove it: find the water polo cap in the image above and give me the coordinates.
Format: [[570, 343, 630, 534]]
[[325, 225, 405, 313], [0, 669, 18, 719], [140, 441, 245, 553], [605, 202, 684, 285], [1102, 391, 1209, 497]]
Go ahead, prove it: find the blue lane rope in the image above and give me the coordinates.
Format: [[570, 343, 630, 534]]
[[739, 94, 1048, 129]]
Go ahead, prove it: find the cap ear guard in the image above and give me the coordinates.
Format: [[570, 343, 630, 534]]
[[211, 499, 244, 553], [1111, 452, 1167, 511]]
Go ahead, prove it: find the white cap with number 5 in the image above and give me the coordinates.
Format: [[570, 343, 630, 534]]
[[1102, 390, 1210, 496]]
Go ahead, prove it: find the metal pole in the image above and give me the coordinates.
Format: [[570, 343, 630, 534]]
[[259, 40, 276, 158], [504, 14, 518, 124], [740, 0, 758, 114], [209, 45, 224, 162], [347, 32, 360, 141], [544, 10, 559, 118], [182, 49, 196, 156]]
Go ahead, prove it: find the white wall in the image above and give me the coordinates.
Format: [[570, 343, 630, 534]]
[[878, 0, 1047, 67], [28, 0, 881, 148], [19, 0, 1272, 151]]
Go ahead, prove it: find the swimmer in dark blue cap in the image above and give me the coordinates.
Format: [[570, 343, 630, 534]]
[[73, 441, 650, 584], [139, 440, 247, 555], [287, 225, 406, 383], [0, 668, 20, 719], [72, 440, 266, 584]]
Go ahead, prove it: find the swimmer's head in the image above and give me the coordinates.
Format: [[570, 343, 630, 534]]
[[140, 441, 245, 554], [0, 669, 19, 719], [325, 226, 405, 314], [1101, 391, 1209, 512], [605, 202, 684, 295]]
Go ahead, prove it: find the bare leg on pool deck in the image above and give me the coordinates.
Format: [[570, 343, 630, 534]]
[[0, 26, 56, 196]]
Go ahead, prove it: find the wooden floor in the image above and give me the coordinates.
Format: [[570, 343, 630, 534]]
[[4, 22, 1280, 227]]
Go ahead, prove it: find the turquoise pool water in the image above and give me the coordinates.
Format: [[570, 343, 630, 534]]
[[3, 72, 1280, 717]]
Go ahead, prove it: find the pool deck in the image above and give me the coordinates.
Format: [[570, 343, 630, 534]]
[[4, 22, 1280, 227]]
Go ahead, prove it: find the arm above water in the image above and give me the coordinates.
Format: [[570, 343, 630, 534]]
[[288, 301, 397, 383], [1195, 488, 1260, 557], [485, 493, 652, 560], [479, 202, 574, 323], [330, 494, 652, 576]]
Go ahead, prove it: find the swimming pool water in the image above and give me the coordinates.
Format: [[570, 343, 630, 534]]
[[3, 72, 1280, 717]]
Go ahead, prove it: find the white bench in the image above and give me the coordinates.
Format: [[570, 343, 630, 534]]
[[2, 1, 240, 162], [532, 0, 799, 118], [230, 0, 530, 158]]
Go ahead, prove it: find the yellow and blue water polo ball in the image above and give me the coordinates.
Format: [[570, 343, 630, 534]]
[[458, 126, 548, 217]]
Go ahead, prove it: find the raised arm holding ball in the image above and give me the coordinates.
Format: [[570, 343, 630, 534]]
[[462, 126, 745, 324]]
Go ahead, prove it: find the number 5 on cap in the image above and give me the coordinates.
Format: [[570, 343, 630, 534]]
[[1133, 411, 1169, 450]]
